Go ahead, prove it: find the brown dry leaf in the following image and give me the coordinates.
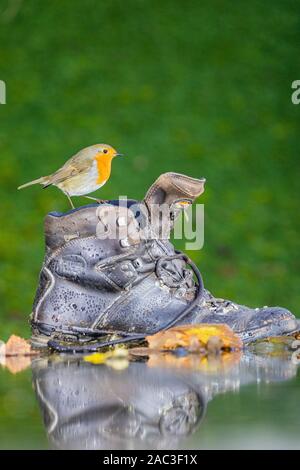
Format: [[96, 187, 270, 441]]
[[5, 334, 37, 356], [146, 324, 242, 352], [4, 356, 32, 374], [147, 350, 242, 372]]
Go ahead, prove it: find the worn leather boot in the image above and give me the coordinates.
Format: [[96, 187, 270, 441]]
[[30, 172, 298, 350]]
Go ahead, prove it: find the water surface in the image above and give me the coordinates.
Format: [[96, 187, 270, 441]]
[[0, 343, 299, 449]]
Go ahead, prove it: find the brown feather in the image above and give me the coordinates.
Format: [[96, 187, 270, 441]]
[[45, 152, 93, 186]]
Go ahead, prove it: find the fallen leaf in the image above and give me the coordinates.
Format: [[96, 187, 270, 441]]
[[146, 350, 242, 372], [84, 351, 111, 365], [84, 347, 129, 370], [106, 356, 129, 371], [4, 356, 32, 374], [146, 324, 242, 352], [0, 340, 5, 356], [207, 336, 224, 354], [5, 335, 33, 356]]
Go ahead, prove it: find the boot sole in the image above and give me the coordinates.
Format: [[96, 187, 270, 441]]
[[240, 318, 299, 343], [31, 319, 300, 349]]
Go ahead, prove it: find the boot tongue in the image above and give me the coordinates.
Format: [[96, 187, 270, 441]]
[[143, 172, 205, 239], [144, 172, 205, 208]]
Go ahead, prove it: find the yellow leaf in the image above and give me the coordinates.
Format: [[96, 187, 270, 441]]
[[84, 347, 129, 367], [84, 351, 111, 364], [146, 324, 242, 352]]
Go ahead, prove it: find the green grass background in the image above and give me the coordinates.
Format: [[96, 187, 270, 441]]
[[0, 0, 299, 339]]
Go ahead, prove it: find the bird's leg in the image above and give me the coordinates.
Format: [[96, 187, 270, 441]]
[[84, 196, 99, 202], [84, 196, 106, 204], [66, 193, 75, 209]]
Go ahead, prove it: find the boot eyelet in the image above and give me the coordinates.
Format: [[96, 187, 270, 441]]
[[133, 258, 142, 269]]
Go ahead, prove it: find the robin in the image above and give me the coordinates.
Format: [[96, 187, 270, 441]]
[[18, 143, 122, 208]]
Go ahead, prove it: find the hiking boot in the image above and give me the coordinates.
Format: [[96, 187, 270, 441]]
[[30, 172, 298, 350]]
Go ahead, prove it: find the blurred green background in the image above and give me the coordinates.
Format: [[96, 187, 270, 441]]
[[0, 0, 299, 339]]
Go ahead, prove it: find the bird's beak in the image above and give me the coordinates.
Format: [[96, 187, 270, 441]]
[[115, 153, 124, 157]]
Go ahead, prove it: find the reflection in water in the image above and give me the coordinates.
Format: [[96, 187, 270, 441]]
[[31, 346, 300, 450]]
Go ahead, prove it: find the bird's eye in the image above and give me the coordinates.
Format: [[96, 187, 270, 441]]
[[103, 149, 108, 154]]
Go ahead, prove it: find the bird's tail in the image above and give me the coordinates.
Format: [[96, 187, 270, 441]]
[[18, 177, 47, 190]]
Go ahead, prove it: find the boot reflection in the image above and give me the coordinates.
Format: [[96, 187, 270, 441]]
[[31, 351, 298, 450], [32, 359, 206, 450]]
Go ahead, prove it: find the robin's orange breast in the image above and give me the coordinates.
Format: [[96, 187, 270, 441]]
[[95, 155, 113, 184]]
